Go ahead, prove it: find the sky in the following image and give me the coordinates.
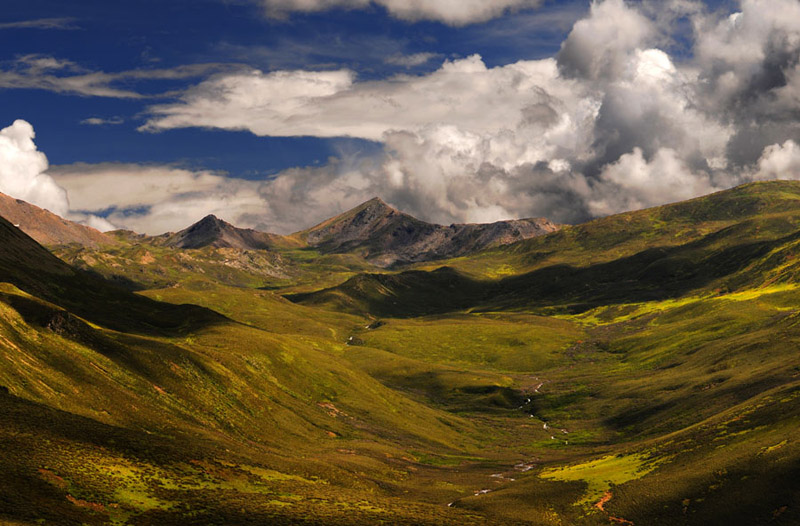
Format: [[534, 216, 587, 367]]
[[1, 0, 799, 234]]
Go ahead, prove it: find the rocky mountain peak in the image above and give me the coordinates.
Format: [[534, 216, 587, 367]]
[[298, 197, 560, 267]]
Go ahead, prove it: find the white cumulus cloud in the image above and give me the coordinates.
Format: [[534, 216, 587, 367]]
[[0, 120, 115, 231], [756, 141, 800, 180], [0, 120, 69, 216], [143, 55, 582, 142]]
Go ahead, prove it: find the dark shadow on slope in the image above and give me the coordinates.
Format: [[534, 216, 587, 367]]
[[375, 370, 527, 414], [603, 376, 791, 438], [288, 224, 800, 318], [609, 385, 800, 526], [286, 266, 491, 317], [490, 221, 799, 313], [0, 391, 210, 526], [0, 216, 227, 335], [80, 267, 150, 291], [0, 291, 224, 386]]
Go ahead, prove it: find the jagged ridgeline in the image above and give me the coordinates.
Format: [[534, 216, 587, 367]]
[[2, 182, 800, 525]]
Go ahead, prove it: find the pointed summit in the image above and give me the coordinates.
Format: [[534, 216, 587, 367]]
[[361, 196, 391, 208], [187, 214, 226, 233], [197, 214, 222, 224], [332, 197, 397, 222], [297, 197, 559, 267], [162, 215, 288, 250], [299, 197, 421, 253]]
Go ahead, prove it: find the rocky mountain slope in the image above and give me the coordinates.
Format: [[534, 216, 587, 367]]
[[0, 192, 114, 247], [157, 214, 296, 250], [299, 197, 559, 266]]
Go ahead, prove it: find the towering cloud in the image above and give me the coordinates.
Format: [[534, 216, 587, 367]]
[[0, 120, 69, 216], [0, 120, 114, 231], [557, 0, 654, 82]]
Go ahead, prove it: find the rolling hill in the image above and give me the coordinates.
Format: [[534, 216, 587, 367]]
[[3, 181, 800, 525]]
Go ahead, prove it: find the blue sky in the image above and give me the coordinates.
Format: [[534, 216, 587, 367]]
[[0, 0, 585, 178], [0, 0, 797, 235]]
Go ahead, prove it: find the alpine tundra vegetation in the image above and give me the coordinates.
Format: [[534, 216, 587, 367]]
[[1, 0, 800, 524]]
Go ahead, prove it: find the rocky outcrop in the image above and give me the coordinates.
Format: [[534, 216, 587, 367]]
[[298, 197, 559, 267]]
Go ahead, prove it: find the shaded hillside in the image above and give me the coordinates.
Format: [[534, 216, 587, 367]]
[[0, 215, 222, 334], [288, 182, 800, 316], [298, 197, 558, 267], [441, 180, 800, 279], [7, 181, 800, 526], [0, 192, 114, 247]]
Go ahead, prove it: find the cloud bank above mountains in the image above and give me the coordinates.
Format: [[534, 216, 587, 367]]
[[139, 0, 800, 230], [4, 0, 800, 235]]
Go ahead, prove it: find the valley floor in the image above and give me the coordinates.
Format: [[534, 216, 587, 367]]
[[4, 182, 800, 525]]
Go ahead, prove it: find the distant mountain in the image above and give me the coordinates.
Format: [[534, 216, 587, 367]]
[[158, 214, 298, 250], [298, 197, 559, 266], [0, 192, 114, 247], [291, 181, 800, 316]]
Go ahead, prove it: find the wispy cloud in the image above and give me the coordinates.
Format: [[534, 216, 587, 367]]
[[0, 56, 241, 99], [216, 32, 435, 75], [257, 0, 545, 26], [80, 117, 125, 126], [385, 52, 439, 68], [0, 17, 80, 30]]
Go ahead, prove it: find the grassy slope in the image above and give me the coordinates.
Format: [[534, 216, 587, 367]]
[[54, 241, 375, 294], [0, 219, 527, 525], [284, 182, 800, 524], [429, 181, 800, 278], [5, 181, 800, 524]]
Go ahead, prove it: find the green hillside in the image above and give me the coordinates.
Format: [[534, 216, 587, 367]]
[[3, 181, 800, 524]]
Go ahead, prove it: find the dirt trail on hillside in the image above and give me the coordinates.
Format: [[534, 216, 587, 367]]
[[594, 491, 634, 525]]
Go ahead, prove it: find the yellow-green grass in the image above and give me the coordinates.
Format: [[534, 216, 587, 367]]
[[7, 183, 800, 524], [422, 181, 800, 281], [539, 453, 663, 506], [140, 279, 366, 339], [358, 312, 583, 373]]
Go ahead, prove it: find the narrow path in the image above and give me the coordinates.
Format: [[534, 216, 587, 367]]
[[594, 491, 634, 525]]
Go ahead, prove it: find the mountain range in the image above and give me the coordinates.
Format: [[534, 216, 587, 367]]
[[2, 192, 557, 268], [1, 182, 800, 526], [296, 197, 558, 266]]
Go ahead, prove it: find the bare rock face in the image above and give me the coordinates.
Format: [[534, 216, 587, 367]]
[[299, 198, 559, 267], [0, 192, 114, 247], [159, 215, 289, 251], [149, 197, 557, 267]]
